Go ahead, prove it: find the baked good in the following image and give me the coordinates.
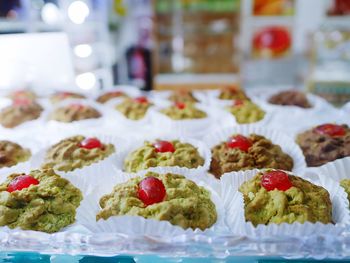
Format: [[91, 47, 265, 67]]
[[41, 136, 115, 172], [160, 102, 207, 120], [268, 90, 312, 108], [0, 141, 31, 168], [96, 91, 128, 104], [226, 100, 265, 124], [124, 140, 205, 173], [50, 91, 85, 104], [50, 103, 101, 123], [340, 179, 350, 205], [0, 169, 82, 233], [0, 99, 43, 128], [218, 86, 249, 100], [96, 172, 217, 230], [239, 170, 332, 226], [8, 90, 37, 101], [210, 134, 293, 178], [115, 97, 152, 120], [296, 124, 350, 167], [168, 89, 198, 103]]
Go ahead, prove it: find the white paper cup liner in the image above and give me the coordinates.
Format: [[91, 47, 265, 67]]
[[115, 134, 211, 176], [29, 134, 123, 195], [76, 169, 227, 237], [150, 102, 220, 138], [310, 157, 350, 182], [203, 124, 307, 175], [220, 169, 350, 238]]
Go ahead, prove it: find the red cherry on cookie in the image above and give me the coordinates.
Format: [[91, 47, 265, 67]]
[[253, 26, 291, 55], [261, 170, 292, 191], [7, 175, 39, 193], [175, 102, 186, 110], [233, 99, 244, 107], [79, 138, 103, 149], [138, 177, 166, 206], [13, 98, 31, 106], [226, 135, 252, 152], [153, 140, 175, 153], [134, 96, 148, 104], [314, 124, 346, 137]]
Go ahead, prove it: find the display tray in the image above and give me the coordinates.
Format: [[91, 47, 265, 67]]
[[0, 87, 349, 259]]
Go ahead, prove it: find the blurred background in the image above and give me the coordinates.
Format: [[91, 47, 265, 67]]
[[0, 0, 349, 105]]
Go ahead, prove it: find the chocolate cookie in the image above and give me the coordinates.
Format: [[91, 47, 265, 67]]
[[296, 124, 350, 167]]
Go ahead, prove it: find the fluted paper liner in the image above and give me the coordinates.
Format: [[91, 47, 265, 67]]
[[220, 169, 350, 238], [203, 124, 307, 175], [114, 134, 211, 176], [76, 168, 227, 237], [311, 157, 350, 183]]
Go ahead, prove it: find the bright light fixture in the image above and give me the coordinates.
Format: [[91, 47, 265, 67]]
[[41, 3, 60, 25], [74, 44, 92, 58], [76, 72, 96, 90], [68, 1, 90, 25]]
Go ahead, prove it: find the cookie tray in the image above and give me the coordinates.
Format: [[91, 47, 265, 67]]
[[1, 227, 350, 259]]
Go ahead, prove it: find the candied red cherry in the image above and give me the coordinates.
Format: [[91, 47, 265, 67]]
[[153, 140, 175, 153], [7, 175, 39, 193], [13, 98, 31, 106], [314, 124, 346, 137], [226, 135, 252, 152], [79, 138, 103, 149], [253, 26, 291, 55], [134, 96, 148, 104], [261, 170, 292, 191], [175, 102, 186, 110], [138, 177, 166, 206], [233, 99, 244, 107]]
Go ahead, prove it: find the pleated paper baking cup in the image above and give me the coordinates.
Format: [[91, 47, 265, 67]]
[[220, 169, 350, 238], [29, 135, 124, 195], [114, 135, 212, 176], [311, 157, 350, 182], [150, 103, 221, 138], [76, 169, 227, 237], [203, 124, 307, 175]]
